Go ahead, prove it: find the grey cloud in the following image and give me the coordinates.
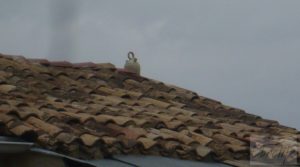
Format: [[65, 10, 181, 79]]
[[48, 0, 81, 60]]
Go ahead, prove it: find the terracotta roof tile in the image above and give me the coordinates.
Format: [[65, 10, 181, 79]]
[[9, 124, 36, 137], [0, 54, 299, 165], [190, 131, 213, 146], [195, 145, 213, 158], [0, 84, 16, 93], [139, 97, 172, 108], [26, 116, 63, 136], [80, 133, 101, 146]]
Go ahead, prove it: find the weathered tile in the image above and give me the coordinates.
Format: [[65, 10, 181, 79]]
[[160, 128, 195, 145], [0, 113, 16, 124], [26, 116, 63, 136], [62, 112, 95, 123], [136, 138, 155, 150], [95, 114, 135, 126], [9, 124, 36, 138], [139, 97, 172, 109], [189, 131, 213, 146], [225, 143, 249, 153], [0, 84, 16, 93], [195, 145, 212, 158], [169, 107, 196, 116], [213, 134, 247, 146], [55, 132, 78, 144]]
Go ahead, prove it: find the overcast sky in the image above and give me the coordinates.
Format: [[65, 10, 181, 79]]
[[0, 0, 299, 130]]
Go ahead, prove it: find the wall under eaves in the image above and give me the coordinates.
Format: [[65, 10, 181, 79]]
[[0, 152, 65, 167]]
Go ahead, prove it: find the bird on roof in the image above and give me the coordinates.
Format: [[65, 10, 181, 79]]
[[124, 51, 141, 75]]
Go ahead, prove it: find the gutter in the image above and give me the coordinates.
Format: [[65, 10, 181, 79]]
[[0, 136, 33, 153]]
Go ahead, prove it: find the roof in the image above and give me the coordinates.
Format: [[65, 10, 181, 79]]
[[0, 53, 299, 166]]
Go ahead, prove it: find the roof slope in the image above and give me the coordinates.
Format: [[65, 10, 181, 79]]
[[0, 53, 299, 166]]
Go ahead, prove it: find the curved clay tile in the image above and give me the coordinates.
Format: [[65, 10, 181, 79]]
[[0, 84, 16, 93], [9, 124, 37, 140], [79, 133, 101, 147], [137, 137, 157, 150], [139, 97, 172, 109], [25, 116, 63, 137]]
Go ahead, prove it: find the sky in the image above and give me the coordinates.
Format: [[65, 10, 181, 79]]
[[0, 0, 299, 130]]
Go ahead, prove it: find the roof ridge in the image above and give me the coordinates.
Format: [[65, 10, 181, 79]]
[[0, 53, 116, 69]]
